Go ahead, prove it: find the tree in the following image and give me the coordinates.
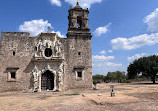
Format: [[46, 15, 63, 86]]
[[127, 55, 158, 84], [92, 74, 105, 83], [106, 71, 126, 83]]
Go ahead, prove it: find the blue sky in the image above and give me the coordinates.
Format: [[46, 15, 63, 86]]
[[1, 0, 158, 75]]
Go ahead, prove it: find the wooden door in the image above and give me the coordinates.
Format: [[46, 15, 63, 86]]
[[41, 70, 54, 90]]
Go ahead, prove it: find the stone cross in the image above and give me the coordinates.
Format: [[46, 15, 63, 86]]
[[47, 26, 51, 33]]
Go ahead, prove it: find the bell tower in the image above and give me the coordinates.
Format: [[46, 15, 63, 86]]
[[65, 2, 92, 89], [67, 2, 91, 37]]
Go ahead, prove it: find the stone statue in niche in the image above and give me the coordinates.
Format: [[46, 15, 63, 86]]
[[54, 40, 61, 57], [32, 66, 39, 92], [56, 68, 63, 91], [38, 40, 43, 51], [34, 40, 43, 58], [46, 42, 49, 48]]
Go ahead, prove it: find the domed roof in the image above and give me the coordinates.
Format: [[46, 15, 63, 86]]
[[74, 2, 82, 9]]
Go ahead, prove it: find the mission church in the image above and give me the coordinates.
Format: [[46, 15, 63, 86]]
[[0, 2, 92, 92]]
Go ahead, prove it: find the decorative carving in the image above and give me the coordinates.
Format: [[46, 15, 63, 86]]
[[38, 40, 43, 51], [34, 40, 43, 58], [34, 37, 63, 60], [56, 68, 63, 91], [54, 40, 62, 57], [40, 65, 57, 91], [32, 66, 39, 92]]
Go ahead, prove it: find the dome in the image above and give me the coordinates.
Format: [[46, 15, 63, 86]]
[[74, 2, 82, 9]]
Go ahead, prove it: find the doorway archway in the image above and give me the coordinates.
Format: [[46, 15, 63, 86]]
[[41, 70, 54, 90]]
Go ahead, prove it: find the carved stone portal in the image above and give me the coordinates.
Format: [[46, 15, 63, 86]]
[[32, 64, 63, 92]]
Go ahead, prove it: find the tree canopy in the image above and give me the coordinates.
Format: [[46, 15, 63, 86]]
[[93, 71, 126, 83], [106, 71, 126, 82], [127, 55, 158, 83]]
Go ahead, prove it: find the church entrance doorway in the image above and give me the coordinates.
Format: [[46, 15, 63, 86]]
[[41, 70, 54, 90]]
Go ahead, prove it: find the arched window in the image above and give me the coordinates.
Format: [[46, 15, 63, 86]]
[[77, 16, 82, 28], [45, 48, 52, 57]]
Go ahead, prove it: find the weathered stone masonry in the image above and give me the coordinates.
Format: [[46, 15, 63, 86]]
[[0, 2, 92, 92]]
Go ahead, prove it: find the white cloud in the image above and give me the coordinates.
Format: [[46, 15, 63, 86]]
[[93, 55, 114, 61], [94, 23, 111, 37], [65, 0, 102, 9], [50, 0, 61, 6], [19, 19, 51, 36], [111, 33, 158, 50], [105, 62, 122, 67], [92, 61, 123, 75], [19, 19, 65, 37], [128, 53, 147, 61], [52, 31, 65, 38], [111, 8, 158, 50], [108, 50, 113, 53], [144, 8, 158, 32], [100, 50, 106, 55], [93, 62, 122, 67], [92, 54, 123, 74]]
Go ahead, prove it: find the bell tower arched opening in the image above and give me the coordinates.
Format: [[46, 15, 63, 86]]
[[68, 2, 89, 31], [77, 16, 82, 28]]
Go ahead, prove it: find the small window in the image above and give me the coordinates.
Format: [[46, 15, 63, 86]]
[[11, 72, 16, 79], [78, 52, 81, 56], [13, 51, 15, 56], [77, 71, 82, 78]]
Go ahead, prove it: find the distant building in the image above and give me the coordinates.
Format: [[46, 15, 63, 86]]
[[0, 2, 92, 92]]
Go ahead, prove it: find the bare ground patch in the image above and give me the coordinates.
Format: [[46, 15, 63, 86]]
[[0, 83, 158, 111]]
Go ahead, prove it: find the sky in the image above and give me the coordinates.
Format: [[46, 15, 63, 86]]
[[1, 0, 158, 75]]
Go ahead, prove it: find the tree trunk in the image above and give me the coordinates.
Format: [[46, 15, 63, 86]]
[[152, 79, 156, 84], [152, 75, 156, 84]]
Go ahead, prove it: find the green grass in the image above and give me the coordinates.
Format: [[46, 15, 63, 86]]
[[64, 93, 80, 96]]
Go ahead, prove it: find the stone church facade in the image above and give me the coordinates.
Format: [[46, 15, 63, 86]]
[[0, 2, 92, 92]]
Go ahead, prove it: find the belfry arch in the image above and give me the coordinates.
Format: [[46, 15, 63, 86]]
[[77, 16, 82, 28]]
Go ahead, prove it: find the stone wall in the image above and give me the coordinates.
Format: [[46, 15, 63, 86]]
[[0, 31, 92, 92], [0, 32, 34, 92], [64, 34, 92, 90]]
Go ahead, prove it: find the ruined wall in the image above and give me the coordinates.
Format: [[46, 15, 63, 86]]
[[0, 32, 35, 92]]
